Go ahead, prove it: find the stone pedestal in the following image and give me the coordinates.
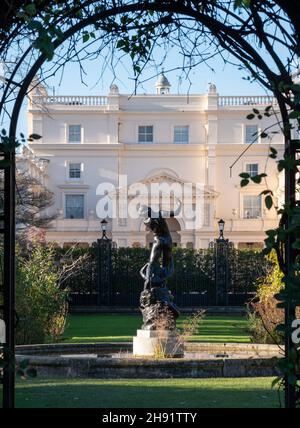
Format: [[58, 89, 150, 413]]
[[133, 329, 184, 357]]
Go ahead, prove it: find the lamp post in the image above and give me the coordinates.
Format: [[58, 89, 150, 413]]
[[210, 219, 232, 306], [94, 219, 112, 306], [217, 218, 225, 241], [100, 218, 108, 239]]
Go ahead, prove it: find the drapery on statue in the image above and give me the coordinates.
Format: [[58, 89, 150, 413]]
[[138, 204, 181, 330]]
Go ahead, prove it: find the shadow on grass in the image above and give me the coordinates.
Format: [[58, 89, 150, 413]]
[[10, 378, 282, 409]]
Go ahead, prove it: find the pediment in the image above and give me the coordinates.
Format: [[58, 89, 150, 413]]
[[114, 173, 219, 200], [139, 173, 186, 186]]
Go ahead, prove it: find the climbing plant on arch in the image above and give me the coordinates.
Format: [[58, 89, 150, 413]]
[[1, 0, 300, 408]]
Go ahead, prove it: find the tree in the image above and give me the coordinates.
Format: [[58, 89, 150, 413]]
[[0, 0, 300, 407], [12, 170, 54, 229]]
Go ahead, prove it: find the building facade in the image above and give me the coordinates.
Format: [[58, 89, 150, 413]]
[[26, 74, 284, 249]]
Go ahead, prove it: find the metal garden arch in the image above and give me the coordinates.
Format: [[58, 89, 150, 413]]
[[0, 1, 298, 408]]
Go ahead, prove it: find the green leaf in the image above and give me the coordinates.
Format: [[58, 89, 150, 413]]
[[240, 179, 249, 187], [292, 240, 300, 250], [251, 175, 262, 184], [290, 84, 300, 94], [239, 172, 250, 179], [260, 132, 268, 138], [265, 195, 273, 209], [277, 160, 284, 172], [262, 246, 272, 255], [246, 114, 255, 120], [116, 40, 124, 48], [25, 4, 36, 16], [234, 0, 251, 9], [27, 20, 43, 31], [34, 36, 54, 61], [265, 229, 277, 237], [277, 229, 287, 241], [251, 173, 267, 184], [28, 134, 42, 140], [288, 110, 300, 119], [82, 33, 89, 43], [269, 147, 277, 159], [260, 189, 273, 196]]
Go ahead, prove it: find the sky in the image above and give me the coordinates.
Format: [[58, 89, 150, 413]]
[[16, 40, 272, 136], [39, 41, 269, 96]]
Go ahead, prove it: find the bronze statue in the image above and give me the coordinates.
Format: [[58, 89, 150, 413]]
[[138, 204, 181, 330]]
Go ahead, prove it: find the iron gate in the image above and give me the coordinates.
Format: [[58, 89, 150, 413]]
[[69, 245, 267, 308]]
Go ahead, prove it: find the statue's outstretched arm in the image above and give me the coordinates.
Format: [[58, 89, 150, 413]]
[[139, 263, 148, 280], [159, 200, 181, 218], [138, 201, 181, 219]]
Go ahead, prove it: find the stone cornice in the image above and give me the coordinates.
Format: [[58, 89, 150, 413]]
[[29, 143, 208, 152], [215, 143, 284, 154], [57, 184, 90, 190]]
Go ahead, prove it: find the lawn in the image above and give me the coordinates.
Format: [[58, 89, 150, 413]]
[[61, 314, 250, 343], [6, 377, 281, 408]]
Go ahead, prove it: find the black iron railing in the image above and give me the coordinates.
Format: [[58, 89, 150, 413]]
[[67, 246, 269, 308]]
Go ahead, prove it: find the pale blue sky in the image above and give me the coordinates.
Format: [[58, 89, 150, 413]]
[[18, 42, 271, 136]]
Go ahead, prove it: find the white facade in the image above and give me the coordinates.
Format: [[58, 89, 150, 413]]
[[26, 76, 284, 249]]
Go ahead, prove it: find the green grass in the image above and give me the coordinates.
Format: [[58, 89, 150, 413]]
[[6, 377, 281, 408], [61, 314, 250, 343]]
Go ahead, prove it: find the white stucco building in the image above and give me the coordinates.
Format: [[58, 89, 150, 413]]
[[25, 74, 284, 249]]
